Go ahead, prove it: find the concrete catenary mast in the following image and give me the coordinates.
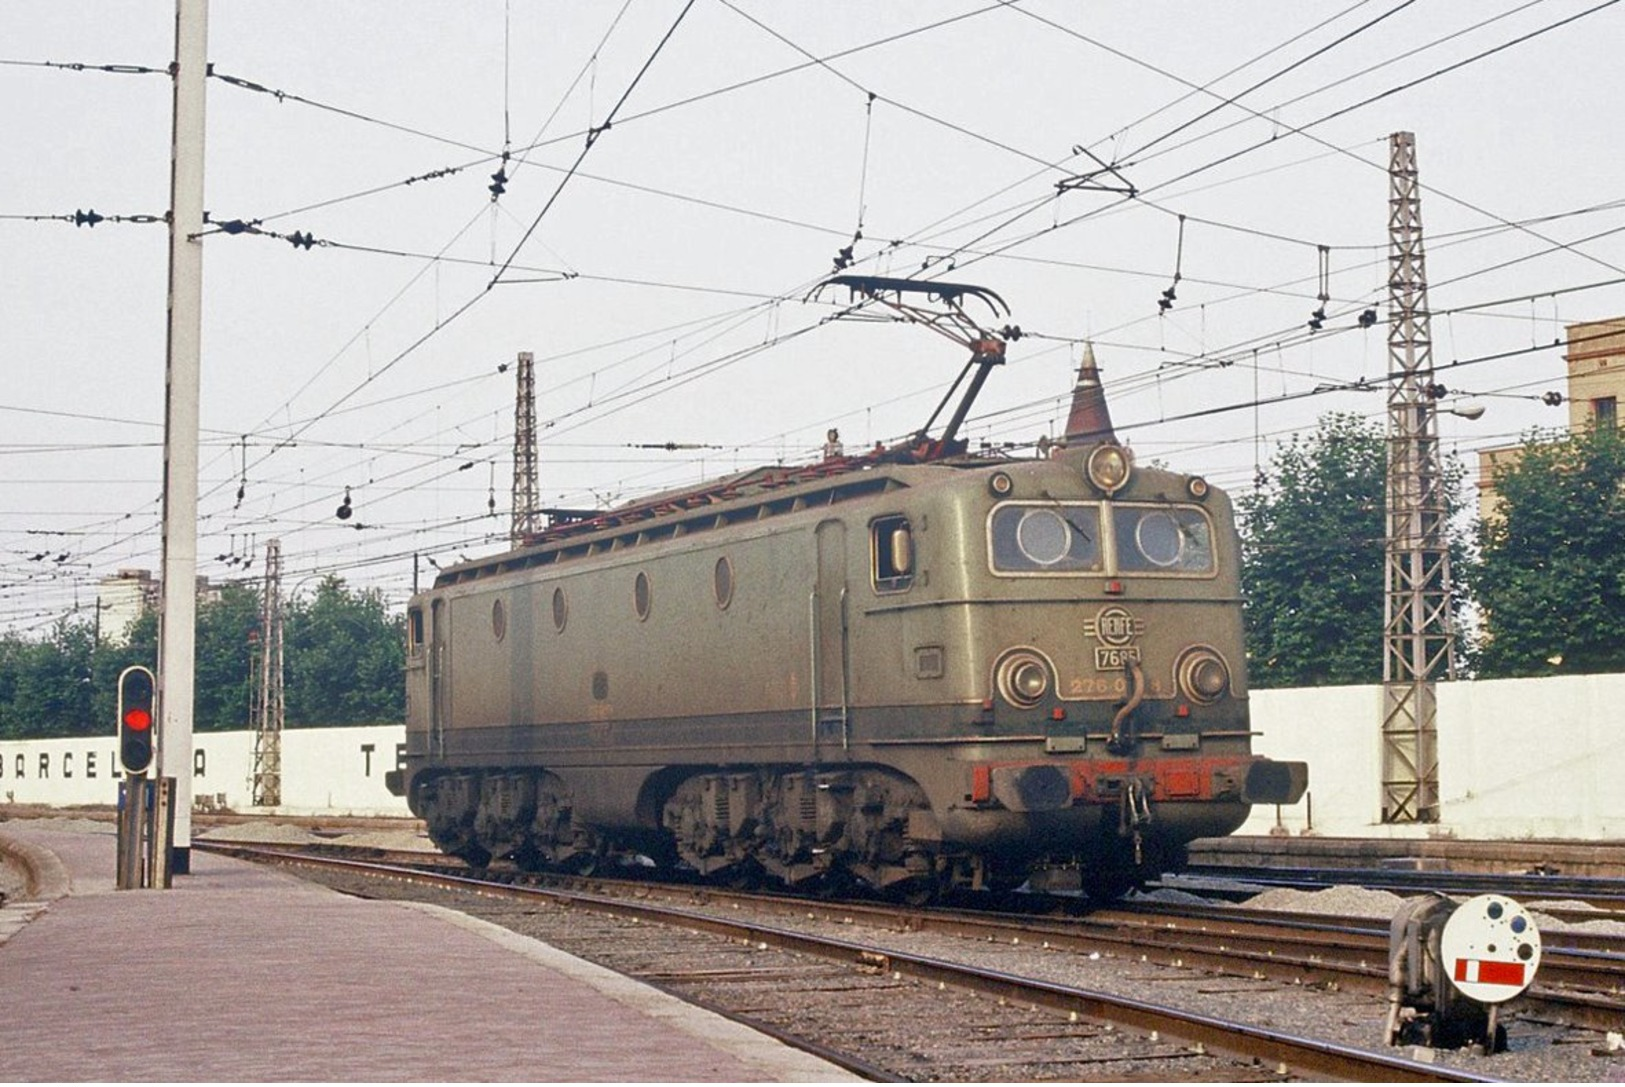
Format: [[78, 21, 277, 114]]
[[250, 539, 284, 807], [511, 350, 540, 545], [157, 0, 209, 874], [1381, 131, 1458, 823]]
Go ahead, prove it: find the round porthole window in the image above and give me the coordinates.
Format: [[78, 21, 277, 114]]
[[634, 571, 652, 621], [552, 587, 567, 633], [1134, 510, 1183, 567], [491, 598, 507, 642], [1015, 508, 1071, 566], [714, 556, 734, 610]]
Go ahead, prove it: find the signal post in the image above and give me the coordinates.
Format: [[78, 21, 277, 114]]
[[115, 665, 175, 889]]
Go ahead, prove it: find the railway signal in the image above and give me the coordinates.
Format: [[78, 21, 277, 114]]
[[117, 665, 156, 774], [1385, 893, 1541, 1054]]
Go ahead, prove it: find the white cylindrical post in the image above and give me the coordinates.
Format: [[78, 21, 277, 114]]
[[158, 0, 209, 874]]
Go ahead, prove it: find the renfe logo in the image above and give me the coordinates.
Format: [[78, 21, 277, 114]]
[[1086, 606, 1145, 671], [1088, 605, 1140, 647]]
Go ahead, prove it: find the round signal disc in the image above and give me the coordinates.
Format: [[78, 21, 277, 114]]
[[1441, 893, 1541, 1003]]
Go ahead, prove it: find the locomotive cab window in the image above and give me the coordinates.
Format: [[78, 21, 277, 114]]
[[407, 607, 425, 656], [871, 515, 914, 593], [989, 502, 1102, 574], [1112, 503, 1216, 575]]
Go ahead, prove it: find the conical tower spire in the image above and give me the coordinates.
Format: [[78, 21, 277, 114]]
[[1063, 341, 1116, 443]]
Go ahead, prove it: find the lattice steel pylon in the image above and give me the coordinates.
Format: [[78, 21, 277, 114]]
[[250, 538, 284, 808], [1381, 132, 1457, 823], [511, 351, 540, 545]]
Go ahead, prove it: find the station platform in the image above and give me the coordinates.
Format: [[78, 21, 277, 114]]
[[0, 821, 853, 1082]]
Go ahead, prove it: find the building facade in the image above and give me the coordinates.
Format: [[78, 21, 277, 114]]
[[1476, 317, 1625, 523]]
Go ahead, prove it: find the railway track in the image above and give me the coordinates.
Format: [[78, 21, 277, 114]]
[[1174, 864, 1625, 911], [213, 839, 1625, 1012], [205, 840, 1598, 1081]]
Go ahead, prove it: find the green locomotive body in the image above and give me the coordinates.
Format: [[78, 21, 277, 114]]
[[390, 437, 1306, 899]]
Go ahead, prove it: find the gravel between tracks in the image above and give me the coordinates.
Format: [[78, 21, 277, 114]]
[[294, 862, 1625, 1082]]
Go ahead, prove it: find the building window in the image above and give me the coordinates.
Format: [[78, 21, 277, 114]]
[[1594, 396, 1617, 428]]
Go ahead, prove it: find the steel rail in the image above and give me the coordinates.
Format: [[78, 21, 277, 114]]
[[204, 839, 1625, 1029], [1180, 864, 1625, 907], [204, 843, 1493, 1083]]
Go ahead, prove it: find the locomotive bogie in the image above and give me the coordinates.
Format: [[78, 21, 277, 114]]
[[394, 444, 1306, 898]]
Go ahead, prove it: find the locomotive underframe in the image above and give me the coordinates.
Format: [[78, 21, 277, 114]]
[[401, 699, 1278, 898]]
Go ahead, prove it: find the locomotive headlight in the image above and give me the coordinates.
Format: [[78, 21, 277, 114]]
[[988, 470, 1014, 496], [1086, 443, 1132, 496], [996, 651, 1051, 709], [1187, 476, 1210, 500], [1176, 647, 1231, 704]]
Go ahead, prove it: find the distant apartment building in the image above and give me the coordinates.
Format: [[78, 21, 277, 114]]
[[1476, 318, 1625, 523], [94, 568, 220, 645]]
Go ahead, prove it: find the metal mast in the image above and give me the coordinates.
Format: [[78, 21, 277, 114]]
[[1381, 131, 1456, 824], [511, 350, 539, 545], [250, 539, 284, 807]]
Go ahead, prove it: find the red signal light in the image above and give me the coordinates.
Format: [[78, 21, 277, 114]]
[[117, 665, 156, 774]]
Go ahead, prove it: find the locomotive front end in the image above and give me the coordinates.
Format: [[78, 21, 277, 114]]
[[919, 440, 1306, 897]]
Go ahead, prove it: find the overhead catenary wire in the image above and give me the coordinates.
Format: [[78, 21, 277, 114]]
[[9, 5, 1625, 628]]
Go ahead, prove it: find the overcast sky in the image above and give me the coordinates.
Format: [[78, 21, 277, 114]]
[[5, 0, 1623, 631]]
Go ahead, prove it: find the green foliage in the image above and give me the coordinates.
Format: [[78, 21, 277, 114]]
[[0, 613, 157, 740], [0, 575, 404, 738], [1469, 424, 1625, 677], [1238, 412, 1471, 688], [194, 583, 261, 731], [285, 576, 404, 726], [1238, 414, 1389, 687]]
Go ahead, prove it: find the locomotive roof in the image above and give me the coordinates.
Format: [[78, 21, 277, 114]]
[[431, 440, 1011, 589]]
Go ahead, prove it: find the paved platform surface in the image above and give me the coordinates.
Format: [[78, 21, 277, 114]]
[[0, 821, 854, 1082]]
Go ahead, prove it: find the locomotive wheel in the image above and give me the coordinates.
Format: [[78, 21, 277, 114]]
[[564, 849, 603, 876], [891, 876, 941, 907], [723, 861, 765, 891], [1080, 872, 1137, 903], [457, 843, 493, 869], [983, 859, 1035, 894]]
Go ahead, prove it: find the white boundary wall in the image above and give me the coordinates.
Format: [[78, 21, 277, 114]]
[[0, 725, 408, 817], [1243, 673, 1625, 839], [2, 672, 1622, 837]]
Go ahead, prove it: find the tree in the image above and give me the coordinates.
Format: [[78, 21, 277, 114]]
[[0, 573, 405, 738], [193, 583, 262, 731], [285, 576, 405, 725], [1238, 414, 1390, 687], [1469, 423, 1625, 677]]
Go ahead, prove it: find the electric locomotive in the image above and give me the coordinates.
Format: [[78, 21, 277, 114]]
[[387, 277, 1306, 900]]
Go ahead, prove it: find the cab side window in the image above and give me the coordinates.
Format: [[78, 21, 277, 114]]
[[871, 515, 914, 593], [408, 607, 425, 656]]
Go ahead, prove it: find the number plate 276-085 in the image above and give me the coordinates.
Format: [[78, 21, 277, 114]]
[[1095, 646, 1142, 669]]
